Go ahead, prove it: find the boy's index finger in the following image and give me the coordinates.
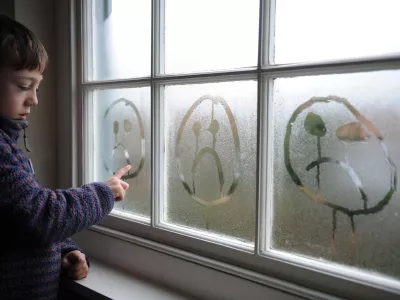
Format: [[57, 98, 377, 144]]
[[114, 165, 131, 179]]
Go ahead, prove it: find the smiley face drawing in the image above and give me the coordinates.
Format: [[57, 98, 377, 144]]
[[284, 95, 397, 250], [175, 95, 241, 209], [102, 98, 145, 181]]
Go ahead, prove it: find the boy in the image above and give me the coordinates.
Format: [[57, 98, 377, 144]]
[[0, 15, 130, 299]]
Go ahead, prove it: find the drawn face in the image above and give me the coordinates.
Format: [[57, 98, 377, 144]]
[[175, 95, 241, 207], [102, 98, 145, 180], [284, 96, 397, 247]]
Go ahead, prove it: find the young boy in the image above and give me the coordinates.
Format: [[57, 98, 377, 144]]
[[0, 15, 130, 299]]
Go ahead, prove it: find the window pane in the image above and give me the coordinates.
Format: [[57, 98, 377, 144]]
[[270, 70, 400, 279], [163, 81, 257, 242], [273, 0, 400, 64], [92, 87, 151, 217], [91, 0, 151, 80], [164, 0, 259, 74]]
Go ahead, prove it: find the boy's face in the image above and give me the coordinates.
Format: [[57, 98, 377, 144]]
[[0, 69, 42, 120]]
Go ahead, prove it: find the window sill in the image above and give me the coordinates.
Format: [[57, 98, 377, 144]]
[[70, 228, 331, 300], [60, 259, 194, 300]]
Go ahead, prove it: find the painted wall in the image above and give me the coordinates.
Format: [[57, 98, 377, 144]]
[[14, 0, 57, 189], [0, 0, 14, 18]]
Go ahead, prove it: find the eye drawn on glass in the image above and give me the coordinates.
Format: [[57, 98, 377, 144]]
[[175, 95, 241, 230], [284, 95, 397, 252], [103, 97, 145, 185]]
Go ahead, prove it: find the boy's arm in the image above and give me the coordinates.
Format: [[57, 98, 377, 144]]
[[0, 137, 115, 245]]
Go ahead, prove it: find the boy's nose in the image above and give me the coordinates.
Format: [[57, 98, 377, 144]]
[[26, 91, 39, 106]]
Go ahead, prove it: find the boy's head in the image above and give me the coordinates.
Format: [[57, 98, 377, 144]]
[[0, 15, 48, 121]]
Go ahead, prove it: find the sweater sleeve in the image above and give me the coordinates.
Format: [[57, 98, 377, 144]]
[[61, 238, 91, 267], [61, 238, 83, 256], [0, 136, 115, 246]]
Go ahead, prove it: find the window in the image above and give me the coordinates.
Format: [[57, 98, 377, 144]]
[[79, 0, 400, 298]]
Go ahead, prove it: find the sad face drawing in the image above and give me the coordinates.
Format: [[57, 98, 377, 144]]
[[284, 95, 397, 250], [102, 98, 145, 181], [175, 95, 242, 212]]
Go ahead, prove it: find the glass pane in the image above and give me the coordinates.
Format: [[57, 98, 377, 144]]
[[163, 81, 257, 242], [91, 0, 151, 80], [92, 87, 151, 217], [164, 0, 259, 74], [273, 0, 400, 64], [270, 70, 400, 279]]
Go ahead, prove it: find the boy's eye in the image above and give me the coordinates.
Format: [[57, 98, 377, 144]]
[[18, 86, 39, 93], [18, 85, 31, 91]]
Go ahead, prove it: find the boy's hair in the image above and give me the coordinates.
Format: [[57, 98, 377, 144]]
[[0, 15, 48, 73]]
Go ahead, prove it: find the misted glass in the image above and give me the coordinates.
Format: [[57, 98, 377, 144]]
[[92, 87, 151, 217], [163, 81, 257, 242], [270, 70, 400, 279]]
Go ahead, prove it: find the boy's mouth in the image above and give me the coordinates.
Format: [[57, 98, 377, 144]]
[[18, 114, 29, 120]]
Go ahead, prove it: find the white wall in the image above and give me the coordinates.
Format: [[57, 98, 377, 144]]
[[14, 0, 58, 189]]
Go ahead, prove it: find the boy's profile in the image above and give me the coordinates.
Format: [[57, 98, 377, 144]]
[[0, 15, 130, 300]]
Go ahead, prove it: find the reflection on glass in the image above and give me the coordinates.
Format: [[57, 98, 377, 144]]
[[274, 0, 400, 64], [271, 70, 400, 279], [164, 0, 259, 74], [91, 0, 151, 80], [164, 81, 257, 242], [92, 87, 151, 217]]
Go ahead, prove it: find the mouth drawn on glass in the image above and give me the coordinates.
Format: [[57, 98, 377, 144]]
[[284, 95, 397, 252], [175, 95, 241, 229], [102, 98, 145, 182]]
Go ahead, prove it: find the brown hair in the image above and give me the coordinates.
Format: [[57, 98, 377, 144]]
[[0, 15, 48, 73]]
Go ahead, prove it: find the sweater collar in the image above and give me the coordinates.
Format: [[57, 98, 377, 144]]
[[0, 115, 27, 141]]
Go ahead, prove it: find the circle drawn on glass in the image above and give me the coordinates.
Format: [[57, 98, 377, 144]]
[[102, 98, 145, 181], [284, 95, 397, 250], [175, 95, 241, 207]]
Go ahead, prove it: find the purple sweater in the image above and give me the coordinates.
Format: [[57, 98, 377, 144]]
[[0, 116, 115, 299]]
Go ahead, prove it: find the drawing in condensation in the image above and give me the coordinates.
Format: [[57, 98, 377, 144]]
[[102, 98, 146, 209], [175, 95, 241, 230], [284, 95, 397, 252]]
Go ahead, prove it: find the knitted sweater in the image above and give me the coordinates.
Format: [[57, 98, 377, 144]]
[[0, 116, 115, 300]]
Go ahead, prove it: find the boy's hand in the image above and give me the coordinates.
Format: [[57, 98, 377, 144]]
[[61, 250, 89, 280], [105, 165, 131, 201]]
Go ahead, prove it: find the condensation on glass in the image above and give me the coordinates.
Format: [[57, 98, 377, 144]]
[[270, 70, 400, 279], [273, 0, 400, 64], [163, 81, 257, 242], [92, 87, 151, 217], [164, 0, 259, 74], [91, 0, 151, 80]]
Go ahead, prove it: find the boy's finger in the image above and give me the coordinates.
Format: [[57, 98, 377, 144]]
[[115, 187, 126, 201], [61, 257, 71, 269], [120, 181, 129, 190], [114, 165, 131, 179]]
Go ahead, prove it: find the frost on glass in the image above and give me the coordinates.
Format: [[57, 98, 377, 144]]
[[164, 0, 259, 74], [164, 81, 257, 242], [271, 70, 400, 279], [93, 87, 151, 217], [91, 0, 151, 80], [273, 0, 400, 64]]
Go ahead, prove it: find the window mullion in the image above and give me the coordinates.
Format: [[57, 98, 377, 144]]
[[262, 0, 276, 67], [151, 0, 163, 227], [255, 0, 265, 255]]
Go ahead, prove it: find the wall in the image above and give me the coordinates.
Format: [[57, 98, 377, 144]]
[[0, 0, 14, 18], [14, 0, 57, 189]]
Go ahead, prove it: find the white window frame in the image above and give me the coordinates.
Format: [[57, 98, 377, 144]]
[[66, 0, 400, 299]]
